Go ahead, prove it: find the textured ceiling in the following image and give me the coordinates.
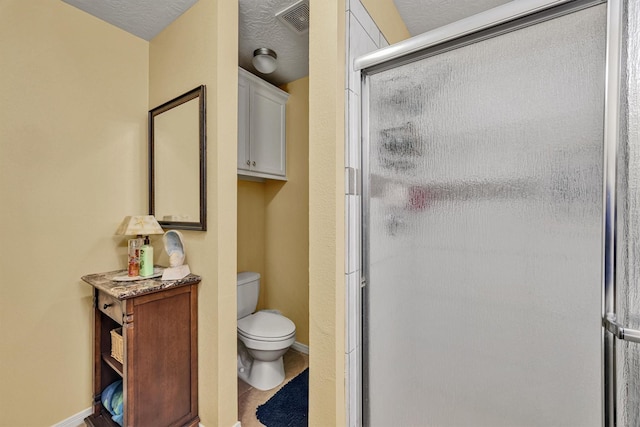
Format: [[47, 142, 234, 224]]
[[393, 0, 512, 36], [61, 0, 309, 87], [238, 0, 309, 87], [62, 0, 198, 41], [59, 0, 514, 86]]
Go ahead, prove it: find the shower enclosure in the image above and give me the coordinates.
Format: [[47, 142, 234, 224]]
[[356, 0, 640, 425]]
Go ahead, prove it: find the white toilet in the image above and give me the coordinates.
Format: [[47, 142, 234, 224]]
[[237, 272, 296, 391]]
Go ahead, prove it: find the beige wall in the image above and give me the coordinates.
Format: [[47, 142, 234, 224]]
[[0, 1, 149, 424], [149, 0, 239, 425], [265, 77, 310, 346], [1, 0, 382, 425], [361, 0, 411, 43], [237, 180, 267, 309], [1, 0, 239, 425], [308, 1, 347, 426], [306, 2, 408, 423]]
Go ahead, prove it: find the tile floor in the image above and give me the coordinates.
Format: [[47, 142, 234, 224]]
[[237, 348, 309, 427]]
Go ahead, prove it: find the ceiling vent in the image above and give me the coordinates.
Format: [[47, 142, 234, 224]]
[[276, 0, 309, 35]]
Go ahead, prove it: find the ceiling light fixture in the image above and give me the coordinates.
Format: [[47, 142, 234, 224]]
[[252, 48, 278, 74]]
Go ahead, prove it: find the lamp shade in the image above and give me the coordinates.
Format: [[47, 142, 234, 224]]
[[252, 48, 277, 74], [116, 215, 164, 236]]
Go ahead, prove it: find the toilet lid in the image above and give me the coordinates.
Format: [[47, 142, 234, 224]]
[[238, 311, 295, 340]]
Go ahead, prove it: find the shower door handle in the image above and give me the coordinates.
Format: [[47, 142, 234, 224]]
[[603, 313, 640, 344]]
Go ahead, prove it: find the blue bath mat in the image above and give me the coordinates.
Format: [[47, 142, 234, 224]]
[[256, 368, 308, 427]]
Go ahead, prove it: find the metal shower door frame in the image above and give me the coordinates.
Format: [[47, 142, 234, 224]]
[[356, 0, 630, 425]]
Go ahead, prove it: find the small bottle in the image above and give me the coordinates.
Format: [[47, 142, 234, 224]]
[[127, 237, 143, 277], [139, 236, 154, 278]]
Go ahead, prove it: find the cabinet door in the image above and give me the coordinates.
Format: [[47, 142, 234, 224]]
[[249, 84, 286, 178], [126, 286, 198, 427], [237, 74, 251, 172]]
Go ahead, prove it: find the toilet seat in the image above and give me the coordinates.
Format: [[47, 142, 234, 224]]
[[237, 311, 296, 341], [238, 329, 296, 342]]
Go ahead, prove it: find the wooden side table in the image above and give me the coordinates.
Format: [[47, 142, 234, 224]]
[[82, 270, 200, 427]]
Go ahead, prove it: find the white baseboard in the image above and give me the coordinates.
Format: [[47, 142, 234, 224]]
[[292, 341, 309, 354], [55, 399, 254, 427], [55, 413, 236, 427], [51, 407, 92, 427]]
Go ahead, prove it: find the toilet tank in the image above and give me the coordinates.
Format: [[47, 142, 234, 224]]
[[237, 272, 260, 319]]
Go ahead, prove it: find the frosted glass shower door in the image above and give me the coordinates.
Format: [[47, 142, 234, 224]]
[[364, 4, 606, 427]]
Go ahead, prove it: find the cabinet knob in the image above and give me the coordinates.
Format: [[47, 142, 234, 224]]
[[252, 161, 256, 166], [246, 160, 250, 166], [103, 303, 113, 310]]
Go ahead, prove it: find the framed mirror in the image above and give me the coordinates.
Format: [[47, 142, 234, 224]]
[[149, 85, 206, 231]]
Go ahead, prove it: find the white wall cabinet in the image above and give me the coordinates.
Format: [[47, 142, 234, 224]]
[[238, 68, 289, 181]]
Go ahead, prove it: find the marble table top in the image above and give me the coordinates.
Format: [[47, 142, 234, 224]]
[[82, 268, 201, 300]]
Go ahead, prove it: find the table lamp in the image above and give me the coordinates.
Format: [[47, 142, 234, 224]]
[[116, 215, 164, 277]]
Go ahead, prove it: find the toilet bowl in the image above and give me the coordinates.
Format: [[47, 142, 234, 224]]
[[237, 272, 296, 391]]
